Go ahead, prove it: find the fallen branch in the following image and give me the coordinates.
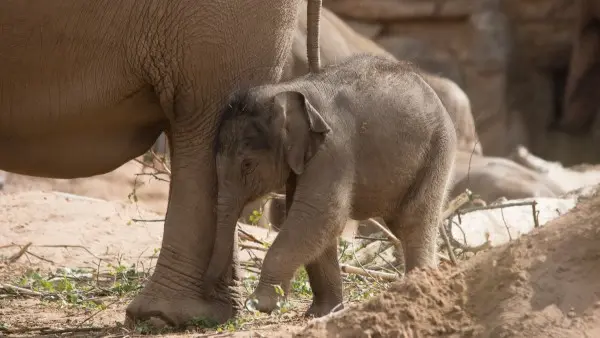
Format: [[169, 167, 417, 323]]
[[0, 244, 19, 250], [24, 250, 55, 264], [340, 264, 399, 282], [0, 283, 44, 297], [364, 219, 400, 245], [0, 326, 106, 335], [446, 221, 492, 256], [239, 243, 268, 252], [456, 200, 538, 216], [354, 235, 390, 242], [33, 244, 101, 260], [131, 218, 164, 223], [238, 226, 268, 246], [8, 242, 32, 263], [442, 190, 472, 219], [77, 298, 121, 328], [439, 217, 458, 265], [532, 201, 540, 228]]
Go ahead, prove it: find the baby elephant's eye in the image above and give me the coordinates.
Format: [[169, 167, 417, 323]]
[[241, 159, 256, 175]]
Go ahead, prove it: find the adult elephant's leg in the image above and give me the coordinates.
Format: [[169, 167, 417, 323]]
[[126, 117, 239, 326], [125, 1, 302, 327]]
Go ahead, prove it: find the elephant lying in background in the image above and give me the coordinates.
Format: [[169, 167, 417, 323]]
[[0, 0, 322, 327], [450, 152, 566, 202], [205, 54, 457, 316]]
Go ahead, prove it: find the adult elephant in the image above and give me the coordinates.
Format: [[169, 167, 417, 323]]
[[0, 0, 322, 327], [558, 0, 600, 132]]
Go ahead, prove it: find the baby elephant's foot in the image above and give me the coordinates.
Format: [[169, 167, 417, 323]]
[[245, 281, 286, 314], [305, 299, 344, 318]]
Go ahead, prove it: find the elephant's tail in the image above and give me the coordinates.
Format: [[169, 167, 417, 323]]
[[306, 0, 322, 74]]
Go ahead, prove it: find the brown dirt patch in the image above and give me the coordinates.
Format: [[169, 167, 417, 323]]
[[297, 193, 600, 337], [2, 159, 169, 215], [2, 160, 600, 337]]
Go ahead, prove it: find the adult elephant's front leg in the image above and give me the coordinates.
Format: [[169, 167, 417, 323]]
[[126, 125, 241, 326], [122, 0, 302, 326]]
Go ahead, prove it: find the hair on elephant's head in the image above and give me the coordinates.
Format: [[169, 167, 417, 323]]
[[203, 87, 331, 294]]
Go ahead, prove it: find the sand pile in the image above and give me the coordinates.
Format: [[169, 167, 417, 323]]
[[297, 193, 600, 337]]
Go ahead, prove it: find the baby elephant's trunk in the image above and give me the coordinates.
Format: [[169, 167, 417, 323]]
[[203, 192, 244, 296]]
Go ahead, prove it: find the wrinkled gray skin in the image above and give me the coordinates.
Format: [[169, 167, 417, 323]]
[[0, 0, 322, 327], [208, 54, 457, 317], [244, 5, 481, 232], [145, 6, 481, 230]]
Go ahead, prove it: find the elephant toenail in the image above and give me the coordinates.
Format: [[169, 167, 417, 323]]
[[245, 297, 259, 311]]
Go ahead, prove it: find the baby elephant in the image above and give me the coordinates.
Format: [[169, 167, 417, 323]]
[[204, 54, 457, 317]]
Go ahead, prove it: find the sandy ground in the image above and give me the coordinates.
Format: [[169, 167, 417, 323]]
[[297, 191, 600, 338], [1, 159, 600, 337], [1, 159, 170, 215]]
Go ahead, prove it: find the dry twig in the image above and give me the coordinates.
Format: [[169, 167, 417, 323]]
[[34, 244, 101, 260], [340, 264, 399, 282], [0, 283, 44, 297], [240, 243, 268, 252], [442, 190, 472, 219], [364, 219, 400, 245], [0, 326, 106, 335], [440, 217, 458, 265], [7, 242, 32, 263]]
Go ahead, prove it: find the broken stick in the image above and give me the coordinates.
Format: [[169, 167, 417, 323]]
[[340, 264, 399, 282]]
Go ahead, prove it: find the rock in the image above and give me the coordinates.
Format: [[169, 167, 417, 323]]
[[344, 19, 383, 39], [438, 0, 474, 17], [375, 36, 463, 86], [324, 0, 436, 21], [503, 0, 576, 21]]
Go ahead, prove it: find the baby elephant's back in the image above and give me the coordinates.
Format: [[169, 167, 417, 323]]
[[330, 55, 456, 210], [333, 55, 454, 159]]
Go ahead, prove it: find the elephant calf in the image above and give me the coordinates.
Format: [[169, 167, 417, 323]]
[[204, 54, 457, 317]]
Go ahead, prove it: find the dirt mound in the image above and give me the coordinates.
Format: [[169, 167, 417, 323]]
[[297, 193, 600, 337]]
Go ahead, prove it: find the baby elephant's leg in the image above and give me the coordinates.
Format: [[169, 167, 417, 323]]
[[248, 210, 346, 314], [304, 239, 343, 317], [389, 149, 454, 272]]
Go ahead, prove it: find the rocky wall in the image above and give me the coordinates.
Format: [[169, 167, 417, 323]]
[[324, 0, 598, 164]]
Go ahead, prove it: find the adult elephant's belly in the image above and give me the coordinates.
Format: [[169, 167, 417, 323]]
[[0, 86, 166, 179]]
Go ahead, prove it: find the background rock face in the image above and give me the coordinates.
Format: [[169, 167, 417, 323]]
[[322, 0, 599, 165]]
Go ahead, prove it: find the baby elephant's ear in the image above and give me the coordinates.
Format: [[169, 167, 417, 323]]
[[273, 90, 331, 175]]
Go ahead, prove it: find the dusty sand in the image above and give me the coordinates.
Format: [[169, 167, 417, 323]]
[[1, 160, 600, 337], [297, 192, 600, 338], [2, 159, 170, 215]]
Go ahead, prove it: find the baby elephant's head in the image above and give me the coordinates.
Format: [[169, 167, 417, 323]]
[[215, 87, 331, 206]]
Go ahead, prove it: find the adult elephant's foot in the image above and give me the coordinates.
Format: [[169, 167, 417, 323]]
[[305, 300, 344, 318], [124, 249, 243, 328]]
